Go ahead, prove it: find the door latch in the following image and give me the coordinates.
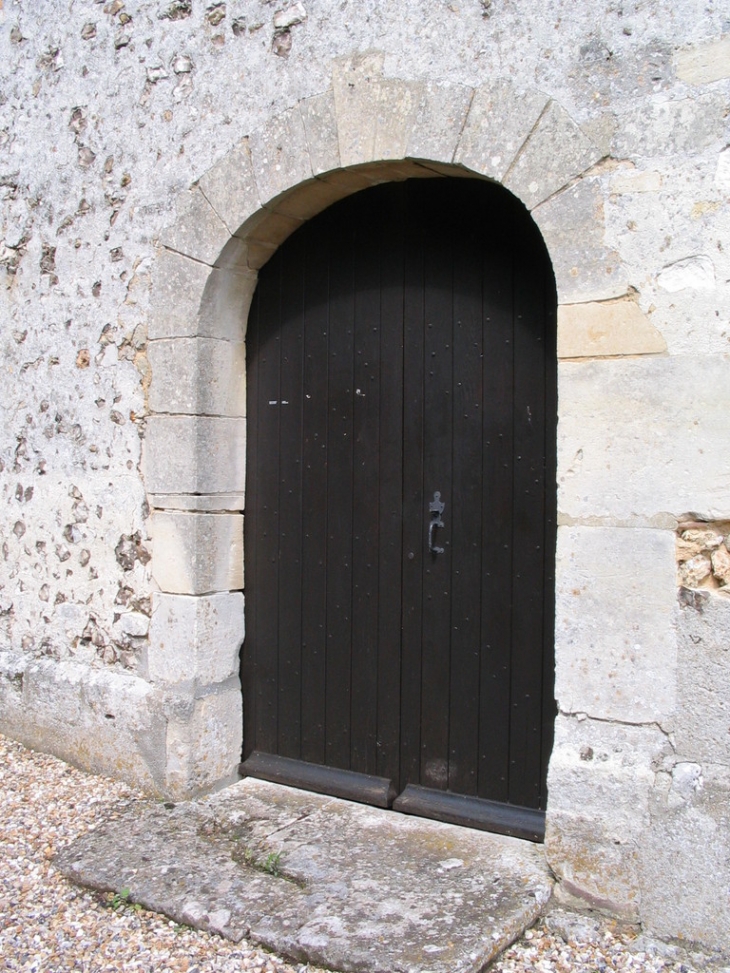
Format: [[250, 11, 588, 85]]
[[428, 491, 445, 555]]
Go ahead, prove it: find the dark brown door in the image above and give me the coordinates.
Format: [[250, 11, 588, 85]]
[[241, 179, 557, 841]]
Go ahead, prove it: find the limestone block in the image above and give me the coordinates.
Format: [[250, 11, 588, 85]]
[[675, 594, 730, 764], [674, 34, 730, 85], [0, 652, 166, 792], [610, 169, 663, 194], [165, 684, 243, 796], [148, 337, 245, 418], [198, 266, 257, 343], [149, 248, 212, 341], [557, 299, 666, 359], [532, 177, 627, 303], [300, 89, 341, 175], [454, 82, 548, 182], [554, 526, 677, 724], [612, 92, 727, 158], [407, 82, 474, 164], [148, 591, 244, 686], [198, 139, 262, 237], [332, 53, 421, 165], [266, 178, 351, 222], [640, 764, 730, 950], [249, 107, 313, 207], [159, 187, 232, 266], [546, 714, 666, 917], [558, 356, 730, 520], [505, 101, 603, 210], [143, 416, 246, 497], [150, 511, 243, 595], [243, 208, 304, 250]]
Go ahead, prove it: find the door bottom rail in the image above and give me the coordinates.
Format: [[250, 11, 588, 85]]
[[240, 752, 545, 842], [239, 752, 398, 808]]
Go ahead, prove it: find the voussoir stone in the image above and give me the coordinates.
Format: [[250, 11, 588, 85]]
[[300, 89, 341, 175], [249, 107, 313, 208], [159, 187, 232, 266], [504, 100, 603, 209], [198, 139, 262, 237], [454, 81, 548, 182]]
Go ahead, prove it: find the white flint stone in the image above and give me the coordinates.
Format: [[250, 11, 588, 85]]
[[657, 255, 715, 292]]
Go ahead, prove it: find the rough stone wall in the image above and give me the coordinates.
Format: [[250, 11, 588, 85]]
[[1, 0, 729, 952]]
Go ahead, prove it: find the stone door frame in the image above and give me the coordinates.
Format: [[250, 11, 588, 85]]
[[143, 53, 661, 812]]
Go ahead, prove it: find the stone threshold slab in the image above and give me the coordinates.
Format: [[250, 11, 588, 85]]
[[55, 778, 553, 973]]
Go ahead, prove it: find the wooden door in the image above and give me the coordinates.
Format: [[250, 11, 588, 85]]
[[241, 179, 557, 841]]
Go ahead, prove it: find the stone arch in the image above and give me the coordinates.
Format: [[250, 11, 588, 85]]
[[142, 53, 661, 798]]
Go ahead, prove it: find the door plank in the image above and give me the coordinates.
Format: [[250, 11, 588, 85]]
[[276, 233, 306, 759], [419, 200, 454, 793], [324, 214, 356, 770], [300, 219, 332, 766], [350, 199, 383, 776]]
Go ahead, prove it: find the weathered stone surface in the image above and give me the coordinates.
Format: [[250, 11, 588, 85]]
[[147, 591, 244, 686], [158, 188, 232, 266], [640, 763, 730, 951], [505, 101, 602, 210], [148, 337, 246, 417], [533, 177, 627, 303], [148, 248, 212, 340], [198, 266, 257, 342], [554, 527, 676, 724], [165, 685, 243, 796], [0, 651, 165, 792], [610, 168, 663, 194], [56, 778, 553, 973], [546, 715, 667, 918], [558, 356, 730, 520], [150, 511, 243, 595], [455, 82, 548, 182], [674, 34, 730, 84], [249, 107, 313, 206], [332, 52, 421, 165], [299, 89, 341, 175], [407, 81, 474, 163], [612, 92, 728, 158], [265, 177, 351, 222], [675, 593, 730, 765], [557, 299, 666, 359], [144, 415, 246, 497], [198, 139, 261, 237]]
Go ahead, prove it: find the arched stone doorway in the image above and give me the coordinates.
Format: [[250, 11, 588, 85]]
[[143, 57, 643, 829]]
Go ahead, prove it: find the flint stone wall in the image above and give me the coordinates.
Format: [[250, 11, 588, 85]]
[[1, 0, 729, 951]]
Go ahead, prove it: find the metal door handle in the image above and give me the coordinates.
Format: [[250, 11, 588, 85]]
[[428, 491, 445, 555]]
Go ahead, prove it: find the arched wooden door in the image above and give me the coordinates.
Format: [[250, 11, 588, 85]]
[[241, 178, 557, 841]]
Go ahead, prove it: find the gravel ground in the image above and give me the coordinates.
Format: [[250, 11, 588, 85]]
[[1, 732, 726, 973]]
